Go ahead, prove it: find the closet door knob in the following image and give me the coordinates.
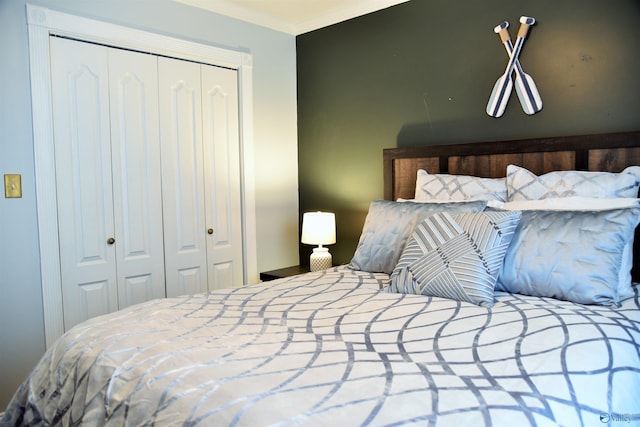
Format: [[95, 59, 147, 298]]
[[107, 237, 115, 244], [207, 228, 214, 235]]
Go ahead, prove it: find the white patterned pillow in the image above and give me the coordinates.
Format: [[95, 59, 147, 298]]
[[415, 169, 507, 202], [506, 165, 640, 201], [388, 210, 521, 307]]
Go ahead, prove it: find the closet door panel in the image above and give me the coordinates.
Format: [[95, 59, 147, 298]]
[[159, 57, 208, 297], [50, 37, 118, 329], [201, 65, 244, 290], [108, 48, 166, 307]]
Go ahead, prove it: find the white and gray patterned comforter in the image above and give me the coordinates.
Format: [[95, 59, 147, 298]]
[[3, 267, 640, 426]]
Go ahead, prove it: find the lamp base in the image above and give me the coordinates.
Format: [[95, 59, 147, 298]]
[[309, 247, 332, 272]]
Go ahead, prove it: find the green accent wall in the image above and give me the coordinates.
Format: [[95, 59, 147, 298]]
[[297, 0, 640, 265]]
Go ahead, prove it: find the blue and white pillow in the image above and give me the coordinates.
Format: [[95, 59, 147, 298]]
[[388, 210, 521, 307], [415, 169, 507, 202], [506, 165, 640, 201]]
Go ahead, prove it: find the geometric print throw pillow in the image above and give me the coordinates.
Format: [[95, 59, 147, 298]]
[[506, 164, 639, 201], [388, 210, 522, 307], [415, 169, 507, 202]]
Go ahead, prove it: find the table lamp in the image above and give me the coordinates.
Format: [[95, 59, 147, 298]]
[[301, 211, 336, 271]]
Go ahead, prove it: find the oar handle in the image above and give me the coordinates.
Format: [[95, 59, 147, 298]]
[[493, 21, 510, 44], [518, 16, 536, 39]]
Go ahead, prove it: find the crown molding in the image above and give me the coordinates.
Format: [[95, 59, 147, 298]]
[[173, 0, 410, 35]]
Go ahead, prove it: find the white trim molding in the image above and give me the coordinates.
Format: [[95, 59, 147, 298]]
[[173, 0, 412, 35], [26, 4, 258, 347]]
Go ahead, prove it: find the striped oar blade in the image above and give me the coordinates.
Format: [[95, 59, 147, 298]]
[[486, 73, 513, 117], [513, 59, 542, 114], [486, 36, 524, 118]]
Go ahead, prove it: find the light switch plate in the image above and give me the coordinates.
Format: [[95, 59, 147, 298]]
[[4, 174, 22, 198]]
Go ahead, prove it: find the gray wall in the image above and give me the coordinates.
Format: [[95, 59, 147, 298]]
[[0, 0, 298, 408], [297, 0, 640, 265]]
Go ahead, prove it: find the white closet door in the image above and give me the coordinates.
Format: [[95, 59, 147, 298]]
[[159, 57, 208, 297], [108, 48, 166, 307], [50, 37, 117, 329], [201, 65, 244, 289]]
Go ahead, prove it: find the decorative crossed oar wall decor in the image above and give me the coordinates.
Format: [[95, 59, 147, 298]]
[[486, 16, 542, 117]]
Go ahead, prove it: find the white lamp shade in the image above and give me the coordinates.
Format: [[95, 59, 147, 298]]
[[301, 211, 336, 246]]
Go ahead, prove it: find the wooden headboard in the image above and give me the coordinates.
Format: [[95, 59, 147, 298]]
[[384, 131, 640, 201], [383, 130, 640, 280]]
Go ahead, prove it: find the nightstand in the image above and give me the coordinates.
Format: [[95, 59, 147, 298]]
[[260, 265, 310, 281]]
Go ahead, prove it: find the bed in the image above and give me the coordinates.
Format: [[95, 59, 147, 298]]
[[4, 131, 640, 426]]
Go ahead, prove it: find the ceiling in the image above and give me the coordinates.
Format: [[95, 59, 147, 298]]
[[174, 0, 411, 35]]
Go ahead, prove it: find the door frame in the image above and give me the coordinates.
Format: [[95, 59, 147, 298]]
[[26, 4, 258, 347]]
